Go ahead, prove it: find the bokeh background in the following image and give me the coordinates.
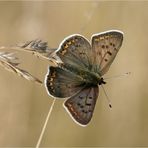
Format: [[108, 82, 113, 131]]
[[0, 1, 147, 147]]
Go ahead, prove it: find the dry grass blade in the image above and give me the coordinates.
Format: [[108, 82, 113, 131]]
[[0, 40, 62, 67], [0, 52, 42, 84], [0, 40, 62, 84], [18, 39, 56, 57], [17, 39, 60, 67]]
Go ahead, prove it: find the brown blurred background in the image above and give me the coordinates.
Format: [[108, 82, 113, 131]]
[[0, 1, 147, 147]]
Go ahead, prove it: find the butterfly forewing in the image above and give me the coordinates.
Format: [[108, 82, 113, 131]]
[[45, 66, 84, 98], [64, 85, 99, 126], [91, 30, 123, 75], [56, 35, 93, 70]]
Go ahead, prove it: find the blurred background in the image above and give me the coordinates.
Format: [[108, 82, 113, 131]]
[[0, 1, 147, 147]]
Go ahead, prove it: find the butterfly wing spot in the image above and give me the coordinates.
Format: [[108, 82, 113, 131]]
[[77, 102, 81, 106], [82, 110, 88, 114], [51, 71, 56, 78], [101, 45, 105, 49], [74, 36, 79, 41], [67, 41, 72, 45], [79, 96, 83, 99], [76, 101, 83, 108], [59, 42, 73, 55], [50, 78, 53, 81], [80, 105, 84, 108], [47, 70, 56, 89], [105, 45, 109, 49], [82, 110, 85, 113], [67, 102, 79, 116], [85, 103, 91, 106], [63, 44, 69, 48], [75, 43, 79, 47], [105, 35, 110, 39], [49, 82, 53, 86], [107, 51, 112, 56], [89, 96, 92, 99], [104, 59, 108, 62], [59, 50, 66, 55], [114, 47, 117, 51], [49, 86, 55, 93], [72, 39, 75, 43], [98, 52, 101, 56], [100, 36, 105, 40]]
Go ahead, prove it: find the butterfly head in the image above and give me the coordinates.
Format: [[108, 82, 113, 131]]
[[98, 77, 106, 85]]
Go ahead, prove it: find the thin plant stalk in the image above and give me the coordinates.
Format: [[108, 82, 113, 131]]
[[36, 98, 56, 148]]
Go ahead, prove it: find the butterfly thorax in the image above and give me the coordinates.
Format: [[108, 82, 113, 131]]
[[79, 70, 106, 86], [61, 64, 106, 86]]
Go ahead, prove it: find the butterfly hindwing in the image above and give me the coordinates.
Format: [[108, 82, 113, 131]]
[[45, 66, 84, 98], [56, 34, 93, 70], [64, 85, 99, 126], [91, 30, 123, 75]]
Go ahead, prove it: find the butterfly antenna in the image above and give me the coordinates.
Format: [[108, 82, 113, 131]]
[[104, 72, 131, 80], [36, 98, 56, 148], [101, 85, 112, 108]]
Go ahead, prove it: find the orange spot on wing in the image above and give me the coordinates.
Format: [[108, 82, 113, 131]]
[[61, 49, 67, 55], [50, 78, 53, 81], [72, 39, 75, 43], [68, 41, 72, 45], [105, 35, 110, 39], [64, 44, 69, 48], [51, 71, 56, 77], [100, 36, 105, 40], [67, 103, 79, 117], [95, 38, 100, 41]]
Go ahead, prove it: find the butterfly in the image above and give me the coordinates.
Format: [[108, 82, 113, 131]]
[[45, 30, 123, 126]]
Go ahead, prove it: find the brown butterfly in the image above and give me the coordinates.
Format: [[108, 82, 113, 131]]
[[45, 30, 123, 126]]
